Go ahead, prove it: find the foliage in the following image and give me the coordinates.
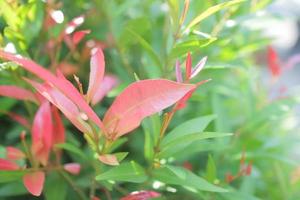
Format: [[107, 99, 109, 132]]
[[0, 0, 299, 199]]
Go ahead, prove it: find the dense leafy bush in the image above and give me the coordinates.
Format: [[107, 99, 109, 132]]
[[0, 0, 299, 199]]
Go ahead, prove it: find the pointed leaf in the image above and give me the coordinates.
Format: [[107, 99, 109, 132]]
[[6, 147, 25, 160], [6, 112, 30, 129], [96, 161, 146, 183], [31, 102, 53, 166], [99, 154, 119, 166], [72, 30, 90, 46], [51, 106, 65, 145], [0, 50, 105, 132], [26, 80, 92, 134], [87, 48, 105, 102], [0, 158, 19, 170], [23, 171, 45, 196], [185, 52, 192, 79], [91, 75, 119, 105], [0, 170, 28, 183], [184, 0, 244, 33], [103, 79, 195, 139], [153, 165, 227, 192], [0, 85, 38, 103], [63, 163, 81, 175], [121, 191, 160, 200], [162, 115, 216, 145], [159, 132, 232, 158]]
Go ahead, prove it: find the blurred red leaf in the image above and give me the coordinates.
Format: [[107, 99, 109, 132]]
[[31, 102, 53, 166], [0, 50, 106, 132], [91, 75, 119, 106], [98, 154, 119, 166], [6, 112, 30, 129], [0, 158, 19, 170], [6, 147, 25, 160], [23, 171, 45, 196], [0, 85, 38, 103], [87, 48, 105, 103], [73, 30, 91, 46], [185, 52, 192, 80], [64, 163, 81, 175], [121, 191, 160, 200], [52, 106, 65, 145], [175, 60, 183, 83], [267, 46, 281, 78]]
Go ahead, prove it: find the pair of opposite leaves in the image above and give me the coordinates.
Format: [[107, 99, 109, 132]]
[[0, 48, 200, 141]]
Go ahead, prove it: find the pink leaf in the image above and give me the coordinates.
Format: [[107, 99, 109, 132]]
[[0, 158, 19, 170], [91, 75, 119, 105], [120, 191, 160, 200], [26, 79, 92, 134], [0, 50, 106, 132], [72, 30, 91, 46], [6, 112, 30, 129], [6, 147, 25, 160], [176, 79, 210, 110], [98, 154, 119, 166], [185, 52, 192, 80], [64, 163, 81, 175], [87, 48, 105, 103], [191, 56, 207, 79], [0, 85, 38, 103], [52, 106, 65, 145], [103, 79, 195, 139], [23, 171, 45, 196], [267, 46, 281, 78], [31, 102, 53, 166], [175, 60, 183, 83]]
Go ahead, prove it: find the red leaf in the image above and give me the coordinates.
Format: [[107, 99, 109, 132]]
[[72, 30, 91, 46], [121, 191, 160, 200], [91, 75, 119, 105], [98, 154, 119, 166], [52, 106, 65, 145], [103, 79, 195, 139], [6, 112, 30, 129], [185, 52, 192, 80], [0, 50, 106, 132], [267, 46, 281, 77], [64, 163, 81, 175], [0, 158, 19, 170], [65, 15, 85, 35], [31, 102, 53, 166], [6, 147, 25, 160], [87, 48, 105, 103], [26, 80, 92, 134], [23, 171, 45, 196], [225, 173, 235, 183], [175, 79, 210, 110], [0, 85, 38, 103]]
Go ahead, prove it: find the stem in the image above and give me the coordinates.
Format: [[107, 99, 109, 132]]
[[58, 171, 88, 200]]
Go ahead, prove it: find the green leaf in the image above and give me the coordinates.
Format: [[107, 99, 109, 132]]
[[183, 0, 244, 33], [0, 170, 28, 183], [142, 114, 161, 161], [206, 154, 217, 183], [0, 181, 27, 197], [162, 115, 216, 145], [125, 28, 162, 69], [96, 161, 147, 183], [55, 143, 86, 159], [44, 172, 67, 200], [153, 165, 227, 192], [159, 132, 232, 158], [170, 38, 216, 58]]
